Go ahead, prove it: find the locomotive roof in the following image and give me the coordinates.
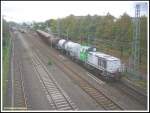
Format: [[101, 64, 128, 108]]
[[89, 51, 120, 61]]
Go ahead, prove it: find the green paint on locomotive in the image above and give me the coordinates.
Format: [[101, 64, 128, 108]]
[[79, 45, 88, 62]]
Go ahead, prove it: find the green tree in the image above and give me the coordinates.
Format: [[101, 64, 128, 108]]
[[49, 19, 57, 33], [96, 13, 115, 40], [113, 13, 133, 56], [114, 13, 133, 42]]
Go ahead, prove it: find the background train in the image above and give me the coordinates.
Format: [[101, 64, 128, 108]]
[[36, 30, 124, 80]]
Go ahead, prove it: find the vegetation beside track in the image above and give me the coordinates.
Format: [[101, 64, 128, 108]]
[[48, 59, 52, 65], [2, 19, 11, 108]]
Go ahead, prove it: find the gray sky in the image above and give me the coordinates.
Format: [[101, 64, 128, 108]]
[[1, 1, 148, 23]]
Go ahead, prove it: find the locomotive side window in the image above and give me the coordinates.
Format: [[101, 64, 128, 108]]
[[98, 57, 106, 69], [98, 58, 101, 67], [102, 60, 106, 69]]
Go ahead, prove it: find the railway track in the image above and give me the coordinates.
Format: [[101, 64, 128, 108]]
[[109, 81, 147, 107], [19, 32, 78, 110], [87, 65, 147, 108], [25, 32, 123, 110], [11, 32, 27, 110]]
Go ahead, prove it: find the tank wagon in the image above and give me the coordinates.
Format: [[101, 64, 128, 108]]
[[64, 41, 81, 59], [57, 39, 67, 50], [36, 30, 123, 80]]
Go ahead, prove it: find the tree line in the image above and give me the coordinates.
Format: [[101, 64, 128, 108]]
[[32, 13, 147, 49]]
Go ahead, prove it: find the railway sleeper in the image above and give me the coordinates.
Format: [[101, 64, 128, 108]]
[[55, 101, 68, 105]]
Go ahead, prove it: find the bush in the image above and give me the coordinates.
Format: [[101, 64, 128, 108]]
[[48, 59, 52, 65]]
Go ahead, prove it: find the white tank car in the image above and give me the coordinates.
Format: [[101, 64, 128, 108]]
[[57, 39, 66, 49], [87, 51, 122, 78], [64, 41, 81, 58], [64, 41, 73, 52]]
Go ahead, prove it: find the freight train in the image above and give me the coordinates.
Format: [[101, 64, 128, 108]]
[[36, 30, 124, 80]]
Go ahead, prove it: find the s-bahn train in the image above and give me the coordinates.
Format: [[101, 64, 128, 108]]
[[36, 30, 124, 80]]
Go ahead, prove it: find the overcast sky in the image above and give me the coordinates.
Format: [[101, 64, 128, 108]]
[[1, 1, 148, 23]]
